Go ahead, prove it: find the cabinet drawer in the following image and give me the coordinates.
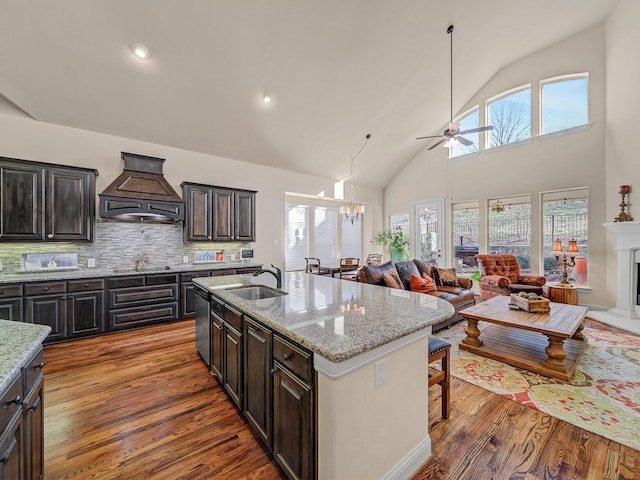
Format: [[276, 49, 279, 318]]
[[0, 284, 22, 298], [181, 271, 212, 282], [236, 267, 260, 274], [224, 304, 242, 332], [146, 273, 179, 286], [211, 295, 224, 316], [110, 284, 177, 308], [24, 282, 66, 296], [23, 347, 44, 396], [107, 276, 144, 289], [110, 302, 178, 329], [273, 334, 313, 384], [213, 269, 236, 276], [0, 374, 22, 428], [68, 278, 104, 292]]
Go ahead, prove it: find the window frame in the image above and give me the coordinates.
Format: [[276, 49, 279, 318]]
[[539, 73, 589, 136], [485, 85, 532, 149]]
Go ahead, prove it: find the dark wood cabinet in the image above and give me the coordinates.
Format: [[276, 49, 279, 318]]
[[234, 190, 256, 242], [22, 348, 44, 480], [210, 310, 225, 382], [0, 375, 24, 480], [182, 182, 256, 243], [0, 161, 42, 241], [45, 168, 95, 242], [0, 157, 96, 243], [182, 184, 213, 242], [243, 316, 272, 447], [222, 305, 243, 408], [24, 283, 67, 343], [272, 335, 314, 480], [67, 279, 105, 338], [0, 284, 23, 321]]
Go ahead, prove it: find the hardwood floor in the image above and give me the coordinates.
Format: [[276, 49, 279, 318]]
[[43, 319, 639, 480]]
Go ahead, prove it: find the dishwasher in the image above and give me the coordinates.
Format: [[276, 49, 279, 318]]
[[194, 284, 211, 367]]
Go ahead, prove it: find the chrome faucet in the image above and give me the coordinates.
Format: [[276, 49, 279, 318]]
[[253, 264, 282, 289]]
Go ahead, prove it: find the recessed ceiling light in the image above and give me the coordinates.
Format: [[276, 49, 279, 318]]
[[263, 94, 272, 104], [132, 44, 150, 59]]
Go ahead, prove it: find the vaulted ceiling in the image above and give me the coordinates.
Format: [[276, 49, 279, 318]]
[[0, 0, 620, 188]]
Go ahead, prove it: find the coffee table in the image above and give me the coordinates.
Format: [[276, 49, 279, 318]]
[[459, 295, 588, 381]]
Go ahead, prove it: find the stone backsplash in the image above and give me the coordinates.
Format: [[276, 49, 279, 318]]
[[0, 219, 250, 273]]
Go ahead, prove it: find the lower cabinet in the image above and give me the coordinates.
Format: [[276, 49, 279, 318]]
[[0, 347, 45, 480], [24, 283, 67, 343], [272, 335, 314, 480], [67, 279, 104, 338], [243, 316, 272, 447], [222, 304, 243, 409], [0, 284, 23, 321]]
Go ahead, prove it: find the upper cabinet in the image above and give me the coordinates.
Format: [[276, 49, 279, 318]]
[[182, 182, 256, 243], [0, 157, 97, 242]]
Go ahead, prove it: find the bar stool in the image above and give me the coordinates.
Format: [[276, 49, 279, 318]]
[[428, 336, 451, 420]]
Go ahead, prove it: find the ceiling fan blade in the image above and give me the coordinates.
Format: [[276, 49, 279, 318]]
[[457, 125, 494, 135], [456, 135, 473, 146], [416, 134, 445, 140], [427, 138, 447, 150]]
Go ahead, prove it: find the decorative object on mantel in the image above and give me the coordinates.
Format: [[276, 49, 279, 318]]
[[550, 238, 579, 286], [339, 133, 371, 224], [614, 184, 633, 222]]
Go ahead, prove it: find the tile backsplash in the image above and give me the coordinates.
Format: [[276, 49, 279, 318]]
[[0, 219, 249, 273]]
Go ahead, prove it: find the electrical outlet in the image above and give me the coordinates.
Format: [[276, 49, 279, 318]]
[[0, 261, 3, 271], [183, 255, 189, 263], [87, 258, 96, 268], [230, 254, 236, 261], [375, 359, 387, 387]]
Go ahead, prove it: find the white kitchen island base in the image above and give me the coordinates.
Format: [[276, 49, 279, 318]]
[[315, 329, 432, 480]]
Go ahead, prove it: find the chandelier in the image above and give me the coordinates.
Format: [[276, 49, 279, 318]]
[[340, 133, 371, 224], [490, 199, 506, 213]]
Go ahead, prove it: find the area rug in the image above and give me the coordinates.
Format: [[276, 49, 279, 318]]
[[434, 322, 640, 451]]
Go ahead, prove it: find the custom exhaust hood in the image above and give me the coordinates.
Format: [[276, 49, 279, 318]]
[[99, 152, 185, 222]]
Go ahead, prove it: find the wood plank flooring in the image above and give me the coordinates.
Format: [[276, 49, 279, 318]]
[[43, 319, 639, 480]]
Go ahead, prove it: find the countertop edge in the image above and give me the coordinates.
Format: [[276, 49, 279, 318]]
[[0, 320, 51, 393]]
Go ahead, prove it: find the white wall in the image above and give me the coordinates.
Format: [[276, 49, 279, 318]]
[[605, 0, 640, 305], [0, 105, 383, 268], [385, 24, 610, 307]]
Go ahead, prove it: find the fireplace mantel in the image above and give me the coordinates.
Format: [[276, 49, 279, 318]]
[[603, 221, 640, 319]]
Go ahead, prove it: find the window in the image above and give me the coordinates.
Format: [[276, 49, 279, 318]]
[[542, 189, 588, 285], [488, 195, 531, 273], [487, 87, 531, 147], [285, 203, 309, 271], [452, 202, 479, 273], [541, 75, 588, 135], [450, 108, 480, 158], [285, 197, 362, 271], [390, 214, 409, 232]]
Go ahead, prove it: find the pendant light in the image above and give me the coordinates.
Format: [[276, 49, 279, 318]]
[[339, 134, 372, 224]]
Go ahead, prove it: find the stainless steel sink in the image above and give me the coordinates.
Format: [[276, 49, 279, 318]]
[[225, 285, 288, 300]]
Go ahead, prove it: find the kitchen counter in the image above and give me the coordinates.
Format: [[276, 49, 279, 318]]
[[195, 271, 454, 479], [0, 262, 263, 284], [194, 271, 454, 364], [0, 319, 51, 392]]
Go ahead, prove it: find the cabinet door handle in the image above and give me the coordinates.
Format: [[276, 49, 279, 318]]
[[35, 362, 44, 370], [85, 283, 90, 287], [47, 233, 54, 238], [207, 235, 212, 240], [43, 287, 49, 291], [0, 436, 17, 465], [28, 395, 41, 412], [283, 353, 293, 361], [7, 395, 21, 405]]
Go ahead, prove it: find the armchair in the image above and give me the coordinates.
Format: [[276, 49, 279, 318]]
[[475, 254, 546, 301]]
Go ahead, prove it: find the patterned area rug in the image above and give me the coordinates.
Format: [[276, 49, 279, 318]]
[[435, 322, 640, 451]]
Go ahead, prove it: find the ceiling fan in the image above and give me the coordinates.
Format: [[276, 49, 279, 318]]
[[416, 25, 493, 151]]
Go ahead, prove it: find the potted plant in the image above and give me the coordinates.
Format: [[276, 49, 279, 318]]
[[375, 226, 410, 262]]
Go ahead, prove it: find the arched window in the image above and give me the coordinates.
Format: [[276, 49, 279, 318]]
[[540, 74, 588, 135], [486, 86, 532, 148]]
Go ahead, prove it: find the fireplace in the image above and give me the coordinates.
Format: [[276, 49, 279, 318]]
[[603, 221, 640, 318]]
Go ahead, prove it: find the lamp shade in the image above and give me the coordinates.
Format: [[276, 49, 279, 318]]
[[567, 239, 580, 256], [550, 239, 563, 256]]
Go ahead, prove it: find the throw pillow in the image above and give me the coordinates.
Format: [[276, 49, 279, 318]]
[[383, 269, 404, 290], [434, 267, 461, 287], [409, 273, 437, 293], [362, 262, 396, 286]]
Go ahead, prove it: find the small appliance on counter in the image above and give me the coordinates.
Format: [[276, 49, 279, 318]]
[[241, 249, 254, 265]]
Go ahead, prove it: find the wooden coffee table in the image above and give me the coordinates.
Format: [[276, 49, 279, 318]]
[[459, 295, 588, 381]]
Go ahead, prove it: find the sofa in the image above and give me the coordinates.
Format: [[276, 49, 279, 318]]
[[356, 258, 475, 331]]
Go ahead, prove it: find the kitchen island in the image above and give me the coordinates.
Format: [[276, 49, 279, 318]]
[[0, 320, 51, 479], [194, 271, 454, 480]]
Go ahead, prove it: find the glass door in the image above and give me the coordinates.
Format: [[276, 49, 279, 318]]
[[414, 199, 445, 266]]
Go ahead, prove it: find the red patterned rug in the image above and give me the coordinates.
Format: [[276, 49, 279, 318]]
[[435, 322, 640, 451]]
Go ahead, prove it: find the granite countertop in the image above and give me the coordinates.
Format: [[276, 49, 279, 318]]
[[194, 272, 454, 363], [0, 262, 263, 285], [0, 320, 51, 392]]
